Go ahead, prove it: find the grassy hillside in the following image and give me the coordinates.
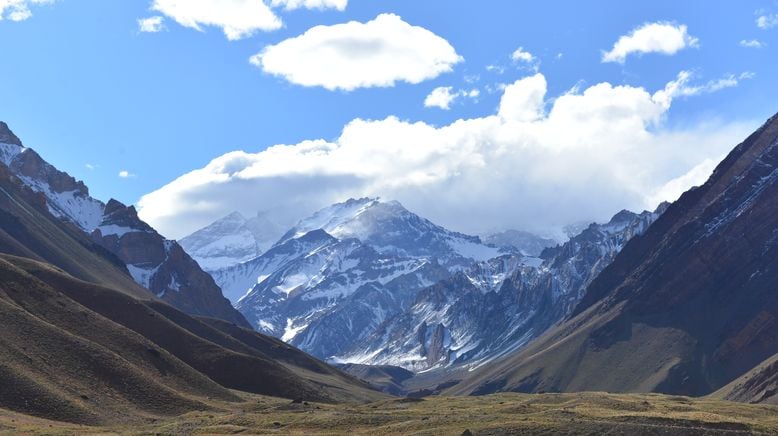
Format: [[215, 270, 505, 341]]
[[1, 392, 777, 435], [0, 254, 384, 425]]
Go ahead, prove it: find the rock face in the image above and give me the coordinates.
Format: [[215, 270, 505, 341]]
[[0, 122, 248, 327], [344, 207, 664, 372], [92, 199, 250, 328], [452, 113, 778, 398]]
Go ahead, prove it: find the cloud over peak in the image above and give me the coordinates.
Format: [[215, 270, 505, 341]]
[[602, 22, 699, 64], [138, 71, 752, 240], [251, 13, 463, 91]]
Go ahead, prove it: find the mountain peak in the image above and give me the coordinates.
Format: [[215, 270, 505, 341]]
[[0, 121, 23, 147]]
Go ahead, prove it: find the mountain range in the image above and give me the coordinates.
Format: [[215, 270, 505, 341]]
[[3, 111, 778, 429], [0, 122, 383, 424]]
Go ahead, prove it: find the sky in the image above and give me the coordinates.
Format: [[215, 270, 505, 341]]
[[1, 0, 777, 239]]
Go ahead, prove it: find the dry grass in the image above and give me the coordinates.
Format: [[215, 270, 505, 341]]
[[2, 392, 777, 435]]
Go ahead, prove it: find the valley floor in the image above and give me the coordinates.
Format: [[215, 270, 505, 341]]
[[1, 392, 777, 435]]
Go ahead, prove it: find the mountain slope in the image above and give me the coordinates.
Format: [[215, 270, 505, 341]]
[[92, 199, 249, 327], [342, 207, 664, 372], [452, 113, 778, 398], [0, 122, 245, 326], [712, 353, 778, 405], [0, 253, 383, 425]]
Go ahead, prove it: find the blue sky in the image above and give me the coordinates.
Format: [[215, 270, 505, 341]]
[[1, 0, 777, 238]]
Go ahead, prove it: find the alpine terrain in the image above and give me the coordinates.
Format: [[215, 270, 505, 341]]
[[451, 114, 778, 403], [0, 122, 247, 326]]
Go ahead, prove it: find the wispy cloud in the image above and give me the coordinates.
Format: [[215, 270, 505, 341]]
[[138, 15, 165, 33], [118, 170, 136, 179], [511, 47, 540, 72], [756, 13, 778, 29], [424, 86, 479, 110], [739, 39, 766, 48]]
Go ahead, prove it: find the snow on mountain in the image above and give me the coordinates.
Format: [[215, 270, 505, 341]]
[[180, 197, 499, 360], [0, 123, 248, 327], [482, 229, 558, 256], [338, 206, 667, 372], [278, 198, 500, 268], [0, 137, 104, 232], [180, 211, 283, 272]]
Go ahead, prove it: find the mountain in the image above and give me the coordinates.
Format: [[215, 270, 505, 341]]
[[92, 199, 250, 327], [0, 122, 246, 326], [192, 197, 501, 360], [451, 113, 778, 398], [341, 206, 665, 372], [0, 122, 384, 424], [180, 211, 282, 272], [275, 198, 500, 270], [482, 229, 557, 256]]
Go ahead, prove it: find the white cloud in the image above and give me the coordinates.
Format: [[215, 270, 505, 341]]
[[602, 22, 699, 64], [757, 13, 778, 29], [138, 72, 755, 240], [424, 86, 457, 110], [424, 86, 480, 110], [150, 0, 282, 40], [118, 170, 135, 178], [138, 15, 165, 33], [740, 39, 766, 48], [654, 71, 753, 104], [251, 13, 463, 91], [498, 73, 546, 122], [511, 47, 535, 63], [510, 47, 539, 71], [270, 0, 347, 11], [0, 0, 53, 21]]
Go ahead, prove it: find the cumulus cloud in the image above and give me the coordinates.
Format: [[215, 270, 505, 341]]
[[150, 0, 282, 40], [270, 0, 347, 11], [602, 22, 699, 64], [0, 0, 53, 21], [757, 13, 778, 29], [251, 13, 463, 91], [138, 15, 165, 33], [424, 86, 479, 110], [118, 170, 136, 178], [740, 39, 766, 48], [138, 72, 755, 240]]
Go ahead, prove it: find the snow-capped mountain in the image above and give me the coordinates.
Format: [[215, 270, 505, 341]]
[[0, 122, 248, 327], [180, 211, 283, 272], [482, 229, 557, 256], [276, 198, 500, 269], [207, 198, 500, 304], [339, 205, 667, 372], [188, 197, 501, 359]]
